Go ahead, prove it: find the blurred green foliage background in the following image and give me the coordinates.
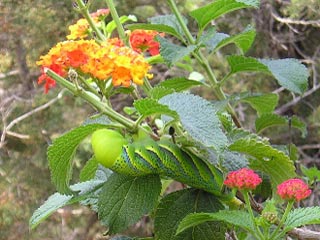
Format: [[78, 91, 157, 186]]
[[0, 0, 319, 239]]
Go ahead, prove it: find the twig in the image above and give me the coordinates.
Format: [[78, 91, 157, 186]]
[[298, 144, 320, 150], [275, 84, 320, 115], [289, 228, 320, 240], [0, 70, 19, 79], [271, 12, 320, 27], [0, 90, 65, 148]]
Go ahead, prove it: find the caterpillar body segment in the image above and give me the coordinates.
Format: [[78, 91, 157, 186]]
[[110, 140, 224, 196]]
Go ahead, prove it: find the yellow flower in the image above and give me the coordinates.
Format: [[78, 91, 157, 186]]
[[37, 39, 152, 92]]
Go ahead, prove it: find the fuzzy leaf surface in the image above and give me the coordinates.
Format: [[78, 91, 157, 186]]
[[98, 174, 161, 234], [30, 179, 105, 229], [157, 36, 197, 66], [227, 56, 309, 94], [154, 189, 226, 240], [48, 124, 109, 194], [134, 98, 178, 117], [148, 14, 187, 37], [284, 207, 320, 231], [160, 93, 228, 149], [205, 26, 256, 53]]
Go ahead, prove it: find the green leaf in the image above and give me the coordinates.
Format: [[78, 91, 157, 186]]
[[206, 147, 248, 171], [154, 189, 226, 240], [284, 207, 320, 232], [126, 23, 182, 40], [80, 157, 99, 182], [259, 58, 309, 94], [150, 86, 175, 100], [106, 15, 137, 34], [148, 14, 187, 37], [134, 98, 178, 118], [227, 55, 268, 73], [156, 77, 204, 92], [240, 93, 279, 116], [48, 124, 109, 194], [256, 114, 307, 137], [159, 93, 228, 149], [227, 56, 309, 94], [229, 138, 296, 187], [98, 174, 161, 234], [30, 193, 72, 229], [177, 210, 255, 235], [301, 166, 320, 182], [190, 0, 259, 29], [157, 36, 197, 66], [30, 179, 104, 229], [204, 26, 256, 54]]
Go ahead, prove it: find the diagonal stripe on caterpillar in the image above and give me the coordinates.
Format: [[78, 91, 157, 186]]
[[110, 139, 224, 196]]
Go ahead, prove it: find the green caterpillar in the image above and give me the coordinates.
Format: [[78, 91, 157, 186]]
[[91, 129, 223, 195]]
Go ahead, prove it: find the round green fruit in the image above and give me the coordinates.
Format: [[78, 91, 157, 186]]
[[91, 129, 127, 168]]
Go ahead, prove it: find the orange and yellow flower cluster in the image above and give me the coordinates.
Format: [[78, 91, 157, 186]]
[[37, 39, 152, 92], [67, 9, 110, 40]]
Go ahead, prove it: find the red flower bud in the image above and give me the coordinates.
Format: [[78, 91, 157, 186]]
[[224, 168, 262, 190], [277, 178, 311, 201]]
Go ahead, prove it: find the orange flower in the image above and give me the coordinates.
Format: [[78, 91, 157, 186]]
[[129, 30, 164, 56], [37, 39, 152, 92]]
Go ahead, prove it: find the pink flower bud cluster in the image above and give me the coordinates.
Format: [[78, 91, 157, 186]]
[[224, 168, 262, 190], [277, 178, 311, 201]]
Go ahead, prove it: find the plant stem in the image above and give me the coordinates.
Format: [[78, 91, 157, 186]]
[[105, 0, 128, 45], [269, 201, 294, 240], [75, 0, 106, 42], [166, 0, 194, 44], [243, 191, 265, 239], [166, 0, 241, 128], [46, 70, 136, 130], [78, 76, 100, 96]]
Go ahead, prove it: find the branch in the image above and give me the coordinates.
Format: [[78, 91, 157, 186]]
[[0, 70, 19, 79], [298, 144, 320, 150], [271, 12, 320, 27], [275, 84, 320, 115], [289, 228, 320, 240], [0, 90, 65, 148]]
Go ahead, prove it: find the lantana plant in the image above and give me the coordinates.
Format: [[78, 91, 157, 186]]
[[30, 0, 320, 239]]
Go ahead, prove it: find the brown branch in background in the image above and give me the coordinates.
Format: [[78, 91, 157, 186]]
[[275, 84, 320, 115], [289, 228, 320, 240], [271, 11, 320, 28], [0, 90, 65, 149]]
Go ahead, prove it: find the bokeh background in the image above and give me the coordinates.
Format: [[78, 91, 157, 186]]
[[0, 0, 319, 239]]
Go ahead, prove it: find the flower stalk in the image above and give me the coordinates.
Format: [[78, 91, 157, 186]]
[[46, 69, 136, 130], [105, 0, 128, 45], [75, 0, 106, 41]]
